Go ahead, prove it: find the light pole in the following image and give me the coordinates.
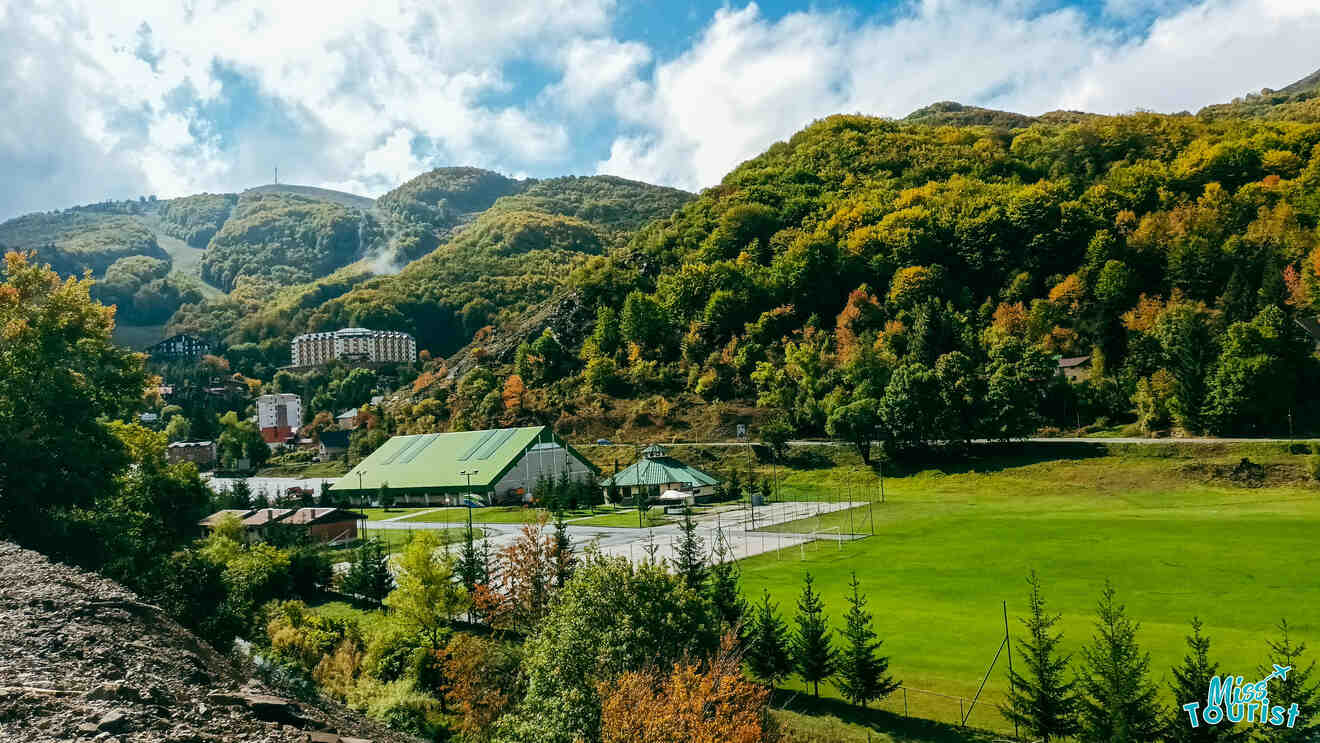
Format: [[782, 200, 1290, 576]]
[[460, 469, 478, 532], [357, 470, 366, 509]]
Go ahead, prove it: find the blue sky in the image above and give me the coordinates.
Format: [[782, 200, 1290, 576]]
[[0, 0, 1318, 219]]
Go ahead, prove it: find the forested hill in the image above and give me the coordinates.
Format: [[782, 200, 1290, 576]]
[[414, 67, 1320, 443], [164, 174, 694, 371]]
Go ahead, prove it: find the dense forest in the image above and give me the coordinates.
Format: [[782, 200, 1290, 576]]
[[403, 72, 1320, 444], [7, 69, 1320, 443], [166, 174, 694, 370]]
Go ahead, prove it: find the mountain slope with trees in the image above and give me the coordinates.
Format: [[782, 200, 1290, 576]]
[[414, 67, 1320, 444]]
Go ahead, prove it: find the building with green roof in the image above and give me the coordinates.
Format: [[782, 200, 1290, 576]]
[[331, 426, 596, 505], [602, 444, 721, 500]]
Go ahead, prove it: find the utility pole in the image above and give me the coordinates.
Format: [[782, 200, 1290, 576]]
[[1004, 600, 1018, 741], [357, 469, 366, 509], [460, 469, 478, 532]]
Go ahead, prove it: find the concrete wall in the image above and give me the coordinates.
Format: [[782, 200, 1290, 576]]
[[492, 442, 595, 504]]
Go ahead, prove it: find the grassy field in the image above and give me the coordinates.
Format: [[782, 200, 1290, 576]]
[[396, 506, 546, 524], [570, 507, 673, 528], [355, 526, 480, 552], [737, 450, 1320, 732], [254, 461, 350, 478]]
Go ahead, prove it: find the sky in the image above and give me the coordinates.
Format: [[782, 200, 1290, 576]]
[[1, 0, 1319, 220]]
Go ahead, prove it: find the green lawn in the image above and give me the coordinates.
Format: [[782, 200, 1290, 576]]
[[254, 461, 350, 478], [396, 506, 545, 524], [357, 526, 481, 552], [739, 454, 1320, 732], [570, 507, 673, 528]]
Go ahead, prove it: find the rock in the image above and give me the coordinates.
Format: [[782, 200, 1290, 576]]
[[84, 682, 139, 702], [96, 708, 129, 733]]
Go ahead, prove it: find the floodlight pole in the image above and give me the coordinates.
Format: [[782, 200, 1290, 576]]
[[460, 469, 478, 531], [357, 470, 366, 508]]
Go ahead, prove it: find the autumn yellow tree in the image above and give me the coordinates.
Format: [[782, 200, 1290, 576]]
[[599, 634, 771, 743]]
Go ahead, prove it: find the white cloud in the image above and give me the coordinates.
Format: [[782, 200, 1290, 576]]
[[0, 0, 618, 217], [596, 0, 1320, 190], [1, 0, 1318, 220]]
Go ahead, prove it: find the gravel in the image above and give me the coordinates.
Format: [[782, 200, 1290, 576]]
[[0, 541, 419, 743]]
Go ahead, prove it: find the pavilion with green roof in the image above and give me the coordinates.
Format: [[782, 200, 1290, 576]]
[[602, 444, 722, 501], [331, 426, 597, 506]]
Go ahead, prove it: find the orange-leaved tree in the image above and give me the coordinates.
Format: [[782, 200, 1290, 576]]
[[599, 634, 771, 743]]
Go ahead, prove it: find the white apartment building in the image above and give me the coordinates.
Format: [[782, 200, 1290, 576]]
[[289, 328, 417, 368], [256, 393, 302, 443]]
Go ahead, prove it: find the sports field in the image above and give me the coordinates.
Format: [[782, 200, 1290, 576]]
[[738, 450, 1320, 731]]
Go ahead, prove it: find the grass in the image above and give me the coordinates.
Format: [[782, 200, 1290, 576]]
[[737, 452, 1320, 732], [570, 507, 673, 528], [254, 461, 350, 478], [396, 506, 545, 524], [356, 526, 481, 552]]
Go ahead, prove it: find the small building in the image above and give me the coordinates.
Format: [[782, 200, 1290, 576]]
[[139, 412, 159, 424], [167, 440, 217, 469], [148, 333, 212, 361], [331, 426, 597, 506], [336, 408, 361, 430], [241, 508, 296, 542], [198, 507, 363, 544], [1057, 355, 1093, 382], [279, 508, 363, 544], [602, 445, 721, 502], [257, 393, 303, 444], [319, 430, 351, 459]]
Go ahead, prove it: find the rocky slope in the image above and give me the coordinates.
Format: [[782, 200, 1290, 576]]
[[0, 541, 418, 743]]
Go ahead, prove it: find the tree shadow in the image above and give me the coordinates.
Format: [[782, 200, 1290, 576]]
[[771, 689, 1000, 742], [878, 441, 1108, 478]]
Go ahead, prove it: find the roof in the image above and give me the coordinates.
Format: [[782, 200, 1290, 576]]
[[1295, 315, 1320, 342], [332, 426, 595, 494], [337, 408, 358, 420], [319, 430, 352, 448], [1057, 355, 1092, 368], [606, 455, 720, 489], [168, 440, 214, 449], [281, 508, 365, 525], [199, 509, 254, 527], [241, 508, 294, 527]]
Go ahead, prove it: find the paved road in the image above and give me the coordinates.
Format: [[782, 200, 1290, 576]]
[[365, 500, 866, 565]]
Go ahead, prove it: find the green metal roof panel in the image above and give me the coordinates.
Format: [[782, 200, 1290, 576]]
[[607, 456, 720, 488], [332, 426, 550, 492]]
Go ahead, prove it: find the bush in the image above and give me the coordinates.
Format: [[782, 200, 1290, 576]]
[[349, 678, 443, 739], [364, 621, 427, 683]]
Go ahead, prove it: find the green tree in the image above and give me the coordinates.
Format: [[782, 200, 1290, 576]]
[[760, 416, 793, 461], [342, 537, 392, 604], [1001, 571, 1079, 742], [745, 590, 793, 687], [672, 507, 707, 590], [1257, 619, 1320, 743], [496, 556, 716, 743], [0, 252, 145, 545], [836, 572, 899, 708], [706, 534, 746, 634], [827, 397, 880, 464], [1166, 618, 1245, 743], [164, 414, 191, 442], [1076, 581, 1162, 743], [385, 531, 467, 648], [792, 572, 836, 697], [456, 522, 487, 593], [551, 509, 575, 589]]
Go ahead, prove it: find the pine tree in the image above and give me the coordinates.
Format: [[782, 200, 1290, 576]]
[[1257, 619, 1319, 743], [836, 572, 899, 708], [673, 507, 707, 590], [1001, 571, 1079, 742], [342, 537, 392, 604], [745, 590, 793, 686], [706, 531, 746, 633], [791, 572, 836, 697], [1076, 580, 1161, 743], [551, 509, 575, 588], [456, 523, 486, 592], [1166, 618, 1246, 743]]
